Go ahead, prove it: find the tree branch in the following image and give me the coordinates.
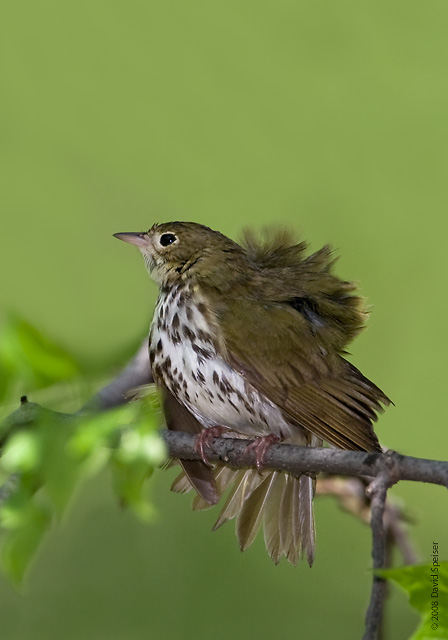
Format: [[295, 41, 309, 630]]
[[161, 430, 448, 488], [363, 475, 390, 640]]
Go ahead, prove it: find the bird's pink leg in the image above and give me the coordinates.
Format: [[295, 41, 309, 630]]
[[245, 434, 281, 473], [195, 426, 229, 467]]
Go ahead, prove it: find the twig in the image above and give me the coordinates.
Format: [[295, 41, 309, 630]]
[[363, 474, 391, 640], [161, 431, 448, 488]]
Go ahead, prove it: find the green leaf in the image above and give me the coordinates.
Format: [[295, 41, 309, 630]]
[[0, 314, 79, 400], [0, 376, 164, 581], [0, 483, 40, 531], [377, 561, 448, 639], [0, 480, 52, 584], [69, 404, 144, 457], [1, 501, 51, 584], [110, 457, 155, 521], [1, 430, 42, 473], [38, 420, 84, 516]]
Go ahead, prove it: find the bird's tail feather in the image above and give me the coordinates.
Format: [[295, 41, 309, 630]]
[[171, 466, 316, 565]]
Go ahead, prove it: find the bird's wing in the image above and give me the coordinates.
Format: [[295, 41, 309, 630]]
[[221, 299, 390, 451], [161, 384, 219, 504]]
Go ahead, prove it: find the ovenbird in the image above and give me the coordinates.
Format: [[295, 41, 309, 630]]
[[114, 222, 390, 565]]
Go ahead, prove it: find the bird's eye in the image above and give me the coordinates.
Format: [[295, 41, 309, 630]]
[[160, 233, 177, 247]]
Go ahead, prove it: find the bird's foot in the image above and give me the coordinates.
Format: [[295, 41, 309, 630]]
[[245, 434, 281, 473], [195, 426, 228, 467]]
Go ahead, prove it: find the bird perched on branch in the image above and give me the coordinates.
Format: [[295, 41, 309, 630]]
[[114, 222, 390, 565]]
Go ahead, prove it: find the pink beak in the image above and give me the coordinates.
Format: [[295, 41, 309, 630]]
[[113, 232, 149, 248]]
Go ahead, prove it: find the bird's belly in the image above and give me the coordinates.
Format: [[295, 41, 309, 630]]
[[151, 328, 296, 440]]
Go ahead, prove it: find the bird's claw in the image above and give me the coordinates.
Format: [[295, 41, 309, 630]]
[[245, 434, 280, 473], [195, 426, 228, 467]]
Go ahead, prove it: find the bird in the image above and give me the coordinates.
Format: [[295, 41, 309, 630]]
[[114, 221, 390, 565]]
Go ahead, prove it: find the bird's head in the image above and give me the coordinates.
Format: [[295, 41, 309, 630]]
[[114, 221, 245, 289]]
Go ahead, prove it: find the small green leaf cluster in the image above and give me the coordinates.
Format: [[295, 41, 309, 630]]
[[0, 317, 164, 583], [378, 563, 448, 639]]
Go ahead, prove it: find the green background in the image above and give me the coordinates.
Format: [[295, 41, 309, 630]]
[[1, 1, 447, 638]]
